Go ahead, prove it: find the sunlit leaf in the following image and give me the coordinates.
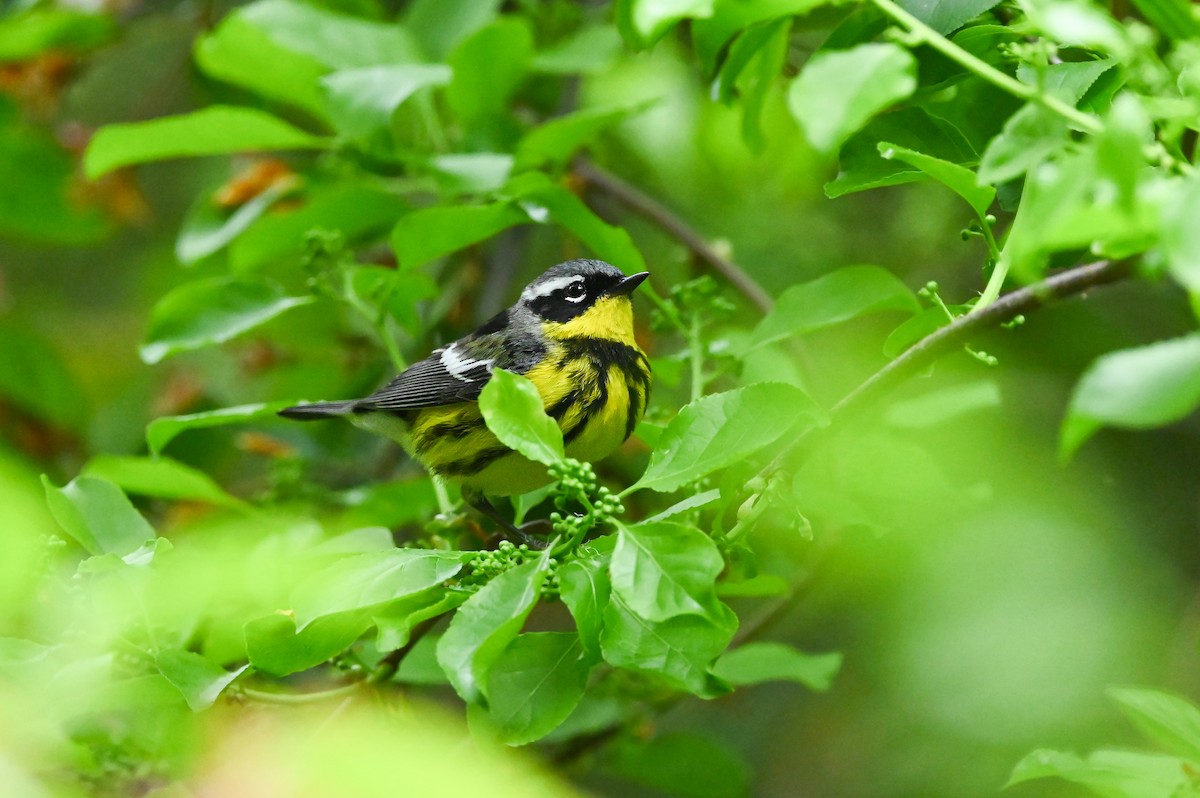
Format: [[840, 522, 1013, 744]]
[[610, 521, 723, 622], [558, 557, 611, 660], [446, 18, 532, 131], [374, 592, 468, 653], [0, 9, 115, 61], [508, 173, 648, 275], [1007, 748, 1191, 795], [877, 142, 994, 217], [787, 43, 917, 155], [42, 475, 155, 557], [85, 107, 328, 179], [634, 383, 824, 493], [322, 64, 451, 141], [478, 369, 565, 466], [391, 202, 526, 269], [897, 0, 1001, 34], [146, 402, 295, 456], [600, 592, 736, 697], [244, 611, 373, 676], [240, 0, 422, 69], [177, 178, 296, 265], [292, 549, 469, 627], [751, 265, 918, 349], [436, 556, 550, 702], [155, 649, 248, 711], [487, 632, 590, 745], [140, 277, 313, 364], [515, 101, 654, 171], [1060, 335, 1200, 459], [692, 0, 826, 77], [1108, 686, 1200, 763], [711, 642, 842, 690], [194, 14, 328, 117], [82, 454, 249, 510], [627, 0, 715, 45]]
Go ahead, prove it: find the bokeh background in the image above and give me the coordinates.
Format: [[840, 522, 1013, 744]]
[[1, 1, 1198, 797]]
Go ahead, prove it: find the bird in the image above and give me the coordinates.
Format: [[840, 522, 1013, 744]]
[[279, 258, 651, 537]]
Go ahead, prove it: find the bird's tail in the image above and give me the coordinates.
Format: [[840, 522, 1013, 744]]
[[278, 400, 357, 420]]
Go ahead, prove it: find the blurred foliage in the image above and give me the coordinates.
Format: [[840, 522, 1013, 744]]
[[2, 0, 1200, 797]]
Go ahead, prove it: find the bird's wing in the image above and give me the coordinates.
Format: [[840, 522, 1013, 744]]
[[356, 339, 501, 411]]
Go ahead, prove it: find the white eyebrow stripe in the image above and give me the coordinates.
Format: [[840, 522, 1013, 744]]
[[440, 343, 493, 382], [521, 274, 583, 301]]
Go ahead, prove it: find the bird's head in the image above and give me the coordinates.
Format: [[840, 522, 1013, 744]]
[[519, 259, 649, 344]]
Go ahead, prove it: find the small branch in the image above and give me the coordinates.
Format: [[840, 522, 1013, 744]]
[[829, 258, 1132, 426], [575, 160, 775, 314]]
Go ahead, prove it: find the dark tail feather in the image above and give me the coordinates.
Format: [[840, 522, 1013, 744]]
[[278, 400, 357, 420]]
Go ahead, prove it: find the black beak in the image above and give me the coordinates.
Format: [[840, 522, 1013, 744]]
[[610, 271, 650, 297]]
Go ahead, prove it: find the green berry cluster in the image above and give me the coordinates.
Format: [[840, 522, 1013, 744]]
[[458, 541, 562, 598], [548, 458, 624, 538]]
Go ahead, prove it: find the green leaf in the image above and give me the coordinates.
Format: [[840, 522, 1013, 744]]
[[177, 178, 297, 266], [515, 101, 654, 171], [82, 455, 248, 510], [446, 19, 533, 131], [600, 592, 736, 696], [507, 172, 649, 275], [1163, 174, 1200, 293], [882, 304, 967, 358], [1129, 0, 1200, 41], [787, 43, 917, 155], [42, 475, 156, 557], [711, 642, 841, 690], [1108, 686, 1200, 763], [692, 0, 827, 77], [1060, 335, 1200, 459], [1007, 748, 1192, 795], [750, 265, 918, 349], [140, 277, 314, 364], [391, 202, 526, 269], [635, 383, 824, 493], [405, 0, 501, 59], [825, 107, 977, 198], [897, 0, 1001, 34], [292, 549, 469, 627], [232, 182, 407, 272], [644, 489, 722, 522], [478, 369, 565, 466], [610, 521, 723, 622], [977, 102, 1069, 185], [436, 556, 549, 702], [244, 611, 373, 676], [558, 557, 611, 660], [0, 9, 115, 62], [428, 153, 514, 194], [194, 15, 328, 117], [628, 0, 715, 44], [374, 591, 468, 653], [240, 0, 422, 69], [486, 633, 590, 745], [84, 106, 328, 179], [1016, 58, 1118, 105], [146, 401, 295, 456], [154, 649, 248, 711], [877, 142, 994, 217], [322, 64, 452, 141], [610, 733, 751, 798]]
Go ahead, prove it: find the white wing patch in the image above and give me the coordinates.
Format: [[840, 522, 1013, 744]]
[[521, 274, 583, 301], [439, 344, 493, 382]]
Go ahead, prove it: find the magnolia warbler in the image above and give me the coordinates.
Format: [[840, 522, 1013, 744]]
[[280, 259, 651, 530]]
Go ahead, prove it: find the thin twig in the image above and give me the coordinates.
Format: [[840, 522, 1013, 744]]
[[575, 160, 775, 314]]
